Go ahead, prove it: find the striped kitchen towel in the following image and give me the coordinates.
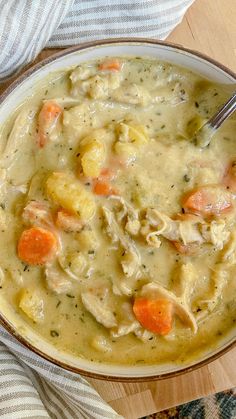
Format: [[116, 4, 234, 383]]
[[0, 0, 195, 81], [0, 326, 122, 419]]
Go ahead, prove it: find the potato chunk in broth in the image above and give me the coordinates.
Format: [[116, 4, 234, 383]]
[[0, 57, 235, 366]]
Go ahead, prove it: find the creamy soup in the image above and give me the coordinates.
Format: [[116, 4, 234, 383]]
[[0, 57, 235, 366]]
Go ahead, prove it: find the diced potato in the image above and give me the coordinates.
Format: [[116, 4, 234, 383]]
[[79, 134, 106, 177], [19, 289, 44, 322], [114, 123, 148, 161], [46, 172, 96, 221], [77, 228, 98, 252]]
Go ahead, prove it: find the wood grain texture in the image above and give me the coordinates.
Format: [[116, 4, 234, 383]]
[[0, 0, 235, 417], [88, 348, 236, 418], [168, 0, 236, 71]]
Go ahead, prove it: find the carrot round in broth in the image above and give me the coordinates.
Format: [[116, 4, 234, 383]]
[[133, 298, 173, 335], [18, 227, 58, 265], [37, 101, 62, 148], [98, 59, 121, 72], [182, 185, 232, 216], [93, 180, 118, 196], [56, 209, 83, 232]]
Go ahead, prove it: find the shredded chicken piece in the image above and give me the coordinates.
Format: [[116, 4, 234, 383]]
[[70, 65, 96, 83], [111, 321, 139, 338], [141, 209, 202, 247], [102, 206, 141, 277], [112, 279, 134, 297], [208, 266, 228, 312], [81, 291, 117, 328], [173, 263, 196, 301], [71, 73, 122, 99], [0, 207, 7, 230], [0, 266, 4, 287], [141, 282, 198, 333], [221, 230, 236, 264], [152, 82, 188, 106], [102, 206, 121, 244], [44, 97, 81, 107], [195, 230, 236, 320], [120, 247, 141, 278], [196, 264, 228, 321], [45, 263, 72, 294], [112, 83, 151, 106], [22, 200, 54, 228], [0, 169, 6, 192], [109, 195, 140, 236], [134, 328, 154, 342], [201, 220, 230, 250], [0, 107, 36, 169], [141, 208, 229, 249]]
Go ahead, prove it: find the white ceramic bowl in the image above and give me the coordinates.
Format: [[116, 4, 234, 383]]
[[0, 39, 235, 381]]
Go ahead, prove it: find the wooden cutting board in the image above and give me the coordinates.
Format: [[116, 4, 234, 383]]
[[87, 347, 236, 418], [0, 0, 235, 417]]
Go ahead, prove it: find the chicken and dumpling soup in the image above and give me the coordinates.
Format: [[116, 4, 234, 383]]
[[0, 57, 235, 366]]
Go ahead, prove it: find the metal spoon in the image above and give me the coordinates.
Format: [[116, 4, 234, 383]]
[[194, 92, 236, 147]]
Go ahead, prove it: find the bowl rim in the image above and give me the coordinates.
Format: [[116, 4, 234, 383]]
[[0, 37, 235, 382]]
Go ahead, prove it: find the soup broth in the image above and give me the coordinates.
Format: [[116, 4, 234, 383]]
[[0, 57, 235, 365]]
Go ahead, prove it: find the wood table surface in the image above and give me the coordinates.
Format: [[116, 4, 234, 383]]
[[0, 0, 235, 417]]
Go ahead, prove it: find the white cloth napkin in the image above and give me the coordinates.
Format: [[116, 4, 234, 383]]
[[0, 0, 195, 81], [0, 1, 195, 417]]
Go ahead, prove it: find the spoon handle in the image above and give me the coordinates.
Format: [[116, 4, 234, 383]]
[[208, 92, 236, 130]]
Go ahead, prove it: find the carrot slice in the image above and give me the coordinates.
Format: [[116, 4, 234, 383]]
[[133, 298, 173, 335], [56, 209, 83, 232], [18, 227, 58, 265], [223, 160, 236, 192], [98, 59, 121, 72], [182, 185, 232, 216], [93, 180, 118, 196], [37, 101, 62, 148]]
